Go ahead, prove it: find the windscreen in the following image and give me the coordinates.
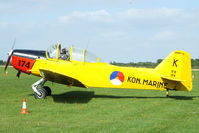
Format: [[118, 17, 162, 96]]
[[47, 45, 59, 59]]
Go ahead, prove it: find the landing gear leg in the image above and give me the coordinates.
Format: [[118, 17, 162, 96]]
[[166, 88, 170, 97], [32, 78, 52, 99]]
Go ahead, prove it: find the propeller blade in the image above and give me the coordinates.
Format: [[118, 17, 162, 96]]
[[11, 38, 16, 50], [5, 39, 16, 73], [4, 55, 12, 73]]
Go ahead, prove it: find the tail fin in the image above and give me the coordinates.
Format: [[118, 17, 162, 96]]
[[155, 50, 192, 91]]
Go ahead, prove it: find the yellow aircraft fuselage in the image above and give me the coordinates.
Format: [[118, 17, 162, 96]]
[[31, 59, 168, 91]]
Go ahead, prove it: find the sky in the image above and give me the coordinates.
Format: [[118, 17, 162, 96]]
[[0, 0, 199, 63]]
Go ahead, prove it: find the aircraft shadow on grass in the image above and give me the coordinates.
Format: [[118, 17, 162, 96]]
[[50, 91, 197, 104]]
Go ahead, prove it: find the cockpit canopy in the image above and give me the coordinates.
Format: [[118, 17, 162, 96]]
[[46, 43, 102, 63]]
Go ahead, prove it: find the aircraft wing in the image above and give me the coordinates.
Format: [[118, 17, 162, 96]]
[[39, 68, 87, 88]]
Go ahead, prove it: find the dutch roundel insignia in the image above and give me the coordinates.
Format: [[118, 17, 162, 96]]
[[110, 71, 125, 86]]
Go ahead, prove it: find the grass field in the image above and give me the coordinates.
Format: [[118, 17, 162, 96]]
[[0, 67, 199, 133]]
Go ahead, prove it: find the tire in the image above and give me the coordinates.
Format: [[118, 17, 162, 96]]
[[34, 89, 47, 99], [43, 86, 52, 96]]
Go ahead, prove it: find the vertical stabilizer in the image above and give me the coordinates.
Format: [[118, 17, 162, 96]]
[[155, 50, 192, 91]]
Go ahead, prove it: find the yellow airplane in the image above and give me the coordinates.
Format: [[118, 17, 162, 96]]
[[5, 43, 192, 99]]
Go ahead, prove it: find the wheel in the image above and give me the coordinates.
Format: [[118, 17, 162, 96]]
[[34, 89, 47, 99], [43, 86, 52, 96]]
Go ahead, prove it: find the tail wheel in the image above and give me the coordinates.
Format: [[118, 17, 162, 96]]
[[34, 89, 47, 99], [43, 86, 52, 96]]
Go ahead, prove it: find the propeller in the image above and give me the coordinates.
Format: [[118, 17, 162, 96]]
[[4, 39, 16, 73]]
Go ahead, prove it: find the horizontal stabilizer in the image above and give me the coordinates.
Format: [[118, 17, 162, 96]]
[[161, 76, 186, 82]]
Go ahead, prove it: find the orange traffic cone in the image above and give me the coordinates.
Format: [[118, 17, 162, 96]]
[[21, 98, 28, 114]]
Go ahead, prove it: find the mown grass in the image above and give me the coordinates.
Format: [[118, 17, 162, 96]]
[[0, 67, 199, 133]]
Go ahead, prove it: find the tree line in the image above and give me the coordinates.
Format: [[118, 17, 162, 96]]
[[0, 60, 7, 65], [111, 59, 199, 69], [1, 59, 199, 68]]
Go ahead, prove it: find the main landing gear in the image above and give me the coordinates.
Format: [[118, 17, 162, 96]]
[[32, 78, 52, 99], [166, 88, 170, 97]]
